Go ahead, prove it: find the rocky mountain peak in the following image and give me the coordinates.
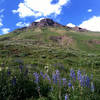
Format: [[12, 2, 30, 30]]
[[29, 18, 64, 28]]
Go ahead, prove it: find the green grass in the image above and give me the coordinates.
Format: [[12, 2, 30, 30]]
[[0, 26, 100, 99]]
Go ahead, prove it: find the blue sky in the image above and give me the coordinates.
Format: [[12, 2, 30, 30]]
[[0, 0, 100, 34]]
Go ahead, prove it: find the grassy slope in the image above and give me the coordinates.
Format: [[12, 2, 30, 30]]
[[0, 27, 100, 99]]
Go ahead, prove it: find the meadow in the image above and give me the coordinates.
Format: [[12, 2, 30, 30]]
[[0, 27, 100, 100]]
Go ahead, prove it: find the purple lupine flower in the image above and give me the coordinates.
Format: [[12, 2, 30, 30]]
[[65, 94, 68, 100], [33, 72, 39, 84], [56, 70, 61, 85], [11, 77, 16, 86], [19, 65, 23, 72], [79, 75, 86, 87], [68, 80, 72, 88], [7, 69, 11, 76], [62, 78, 67, 86], [40, 72, 46, 79], [72, 86, 74, 90], [77, 69, 81, 80], [46, 75, 51, 82], [52, 73, 57, 84], [70, 69, 76, 81], [56, 70, 60, 78], [86, 76, 90, 87], [44, 73, 48, 79], [91, 82, 94, 92], [40, 72, 44, 77]]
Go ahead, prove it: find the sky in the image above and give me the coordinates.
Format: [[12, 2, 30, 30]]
[[0, 0, 100, 34]]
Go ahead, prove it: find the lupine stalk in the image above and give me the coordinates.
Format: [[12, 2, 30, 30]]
[[65, 94, 68, 100]]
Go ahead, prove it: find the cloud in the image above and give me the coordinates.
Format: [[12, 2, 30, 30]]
[[0, 9, 5, 13], [0, 17, 3, 27], [16, 22, 30, 27], [67, 23, 75, 27], [1, 28, 10, 34], [79, 16, 100, 32], [35, 18, 45, 22], [88, 9, 92, 13], [12, 0, 70, 18]]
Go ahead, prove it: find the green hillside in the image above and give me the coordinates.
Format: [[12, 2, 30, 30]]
[[0, 26, 100, 100]]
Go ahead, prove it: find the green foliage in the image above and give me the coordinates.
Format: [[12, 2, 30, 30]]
[[0, 27, 100, 99]]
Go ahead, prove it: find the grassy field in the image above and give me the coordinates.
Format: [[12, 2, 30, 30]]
[[0, 27, 100, 100]]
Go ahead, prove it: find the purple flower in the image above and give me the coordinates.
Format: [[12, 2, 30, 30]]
[[46, 75, 51, 82], [19, 65, 23, 72], [52, 73, 57, 84], [65, 94, 68, 100], [40, 72, 44, 77], [7, 69, 11, 76], [68, 80, 72, 88], [86, 76, 90, 87], [33, 72, 39, 84], [70, 69, 76, 81], [56, 70, 60, 79], [62, 78, 67, 86], [79, 75, 86, 87], [77, 70, 81, 80]]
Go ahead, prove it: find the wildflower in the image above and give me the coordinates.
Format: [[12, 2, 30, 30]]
[[70, 69, 76, 81], [77, 69, 81, 80], [56, 70, 60, 78], [56, 70, 61, 85], [68, 80, 72, 88], [19, 65, 23, 72], [52, 73, 57, 84], [80, 75, 86, 87], [40, 72, 44, 77], [72, 86, 74, 90], [62, 78, 67, 86], [86, 76, 90, 87], [46, 75, 51, 83], [33, 72, 39, 84], [65, 94, 68, 100], [7, 69, 11, 76]]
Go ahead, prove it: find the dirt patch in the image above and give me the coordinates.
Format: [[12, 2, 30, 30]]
[[49, 35, 73, 46], [88, 40, 100, 45]]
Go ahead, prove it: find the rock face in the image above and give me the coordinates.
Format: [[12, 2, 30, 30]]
[[72, 26, 88, 32], [29, 18, 64, 28], [14, 18, 89, 32]]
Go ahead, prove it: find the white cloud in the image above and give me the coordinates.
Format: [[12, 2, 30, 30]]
[[12, 0, 69, 18], [1, 28, 10, 34], [88, 9, 92, 13], [0, 18, 3, 27], [67, 23, 75, 27], [0, 9, 5, 13], [79, 16, 100, 32], [16, 22, 30, 27], [35, 18, 45, 22]]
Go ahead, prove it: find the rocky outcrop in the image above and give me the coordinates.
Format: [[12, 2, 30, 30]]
[[29, 18, 64, 28], [72, 26, 88, 32]]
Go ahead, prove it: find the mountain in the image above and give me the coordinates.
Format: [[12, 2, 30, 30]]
[[0, 18, 100, 54], [0, 18, 100, 100], [29, 18, 64, 28]]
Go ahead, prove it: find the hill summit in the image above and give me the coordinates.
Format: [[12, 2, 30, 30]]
[[29, 18, 64, 28]]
